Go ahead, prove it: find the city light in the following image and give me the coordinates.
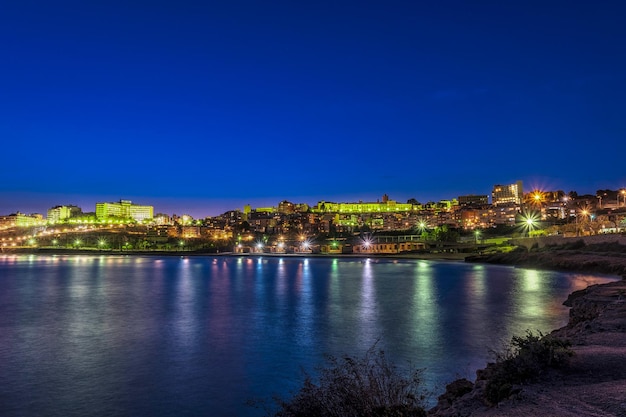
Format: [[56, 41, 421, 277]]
[[518, 211, 540, 236], [579, 208, 589, 218], [361, 236, 374, 249], [3, 182, 626, 253], [301, 238, 312, 251], [530, 190, 545, 205]]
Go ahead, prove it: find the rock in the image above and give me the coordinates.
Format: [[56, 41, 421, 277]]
[[429, 279, 626, 417]]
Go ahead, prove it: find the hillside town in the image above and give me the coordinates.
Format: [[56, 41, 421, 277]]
[[2, 181, 626, 254]]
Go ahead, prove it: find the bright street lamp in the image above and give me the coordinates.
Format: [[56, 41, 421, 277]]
[[519, 211, 539, 237]]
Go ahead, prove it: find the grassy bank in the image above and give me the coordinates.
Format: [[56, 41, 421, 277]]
[[466, 240, 626, 277]]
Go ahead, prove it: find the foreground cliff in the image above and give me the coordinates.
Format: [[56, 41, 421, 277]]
[[429, 278, 626, 417]]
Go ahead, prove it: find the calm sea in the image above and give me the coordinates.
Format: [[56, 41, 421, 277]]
[[0, 255, 615, 416]]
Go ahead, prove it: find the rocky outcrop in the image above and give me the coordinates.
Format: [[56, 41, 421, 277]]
[[429, 279, 626, 417]]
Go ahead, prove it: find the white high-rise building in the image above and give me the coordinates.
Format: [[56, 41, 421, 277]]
[[492, 181, 523, 206]]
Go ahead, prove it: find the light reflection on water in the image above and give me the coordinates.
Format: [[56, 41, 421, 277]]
[[0, 255, 617, 416]]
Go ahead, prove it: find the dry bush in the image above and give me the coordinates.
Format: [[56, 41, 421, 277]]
[[267, 343, 429, 417], [484, 330, 573, 404]]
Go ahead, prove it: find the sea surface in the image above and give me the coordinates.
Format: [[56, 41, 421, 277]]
[[0, 254, 616, 416]]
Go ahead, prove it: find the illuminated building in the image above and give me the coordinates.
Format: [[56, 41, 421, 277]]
[[181, 226, 201, 238], [352, 235, 425, 254], [95, 200, 153, 221], [490, 205, 519, 225], [0, 212, 44, 228], [312, 198, 416, 214], [153, 213, 171, 225], [277, 200, 295, 214], [47, 205, 82, 222], [492, 181, 523, 206], [243, 204, 251, 221]]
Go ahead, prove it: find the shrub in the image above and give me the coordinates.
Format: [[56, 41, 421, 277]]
[[268, 344, 429, 417], [484, 330, 573, 404]]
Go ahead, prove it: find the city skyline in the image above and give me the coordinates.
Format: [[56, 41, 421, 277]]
[[2, 179, 624, 220], [2, 2, 625, 218]]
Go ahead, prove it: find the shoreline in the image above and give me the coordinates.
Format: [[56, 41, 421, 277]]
[[0, 247, 469, 261], [430, 275, 626, 416], [4, 247, 626, 279]]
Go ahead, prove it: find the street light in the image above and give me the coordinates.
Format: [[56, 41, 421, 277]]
[[362, 235, 374, 251], [525, 218, 536, 236], [519, 211, 539, 237]]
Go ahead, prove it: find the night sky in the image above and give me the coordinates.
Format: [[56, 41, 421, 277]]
[[2, 1, 625, 218]]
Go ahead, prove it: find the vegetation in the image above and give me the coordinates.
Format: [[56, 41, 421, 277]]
[[483, 330, 573, 404], [259, 344, 429, 417]]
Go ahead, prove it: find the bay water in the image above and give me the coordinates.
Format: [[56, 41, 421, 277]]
[[0, 255, 615, 416]]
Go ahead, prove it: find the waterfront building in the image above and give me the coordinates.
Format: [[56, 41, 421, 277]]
[[352, 235, 425, 254], [492, 181, 524, 206], [95, 200, 154, 221]]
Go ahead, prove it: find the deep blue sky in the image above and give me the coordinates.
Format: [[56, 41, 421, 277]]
[[2, 1, 625, 218]]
